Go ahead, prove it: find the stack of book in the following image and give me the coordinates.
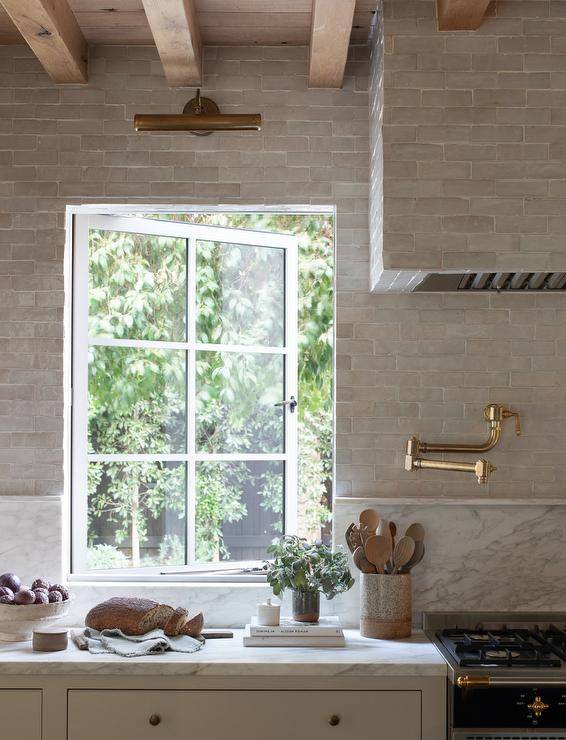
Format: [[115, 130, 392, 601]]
[[243, 616, 345, 647]]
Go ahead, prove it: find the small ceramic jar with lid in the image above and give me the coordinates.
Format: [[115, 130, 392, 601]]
[[32, 627, 68, 652], [256, 598, 280, 626]]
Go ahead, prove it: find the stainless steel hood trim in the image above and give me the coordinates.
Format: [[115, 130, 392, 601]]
[[413, 272, 566, 292]]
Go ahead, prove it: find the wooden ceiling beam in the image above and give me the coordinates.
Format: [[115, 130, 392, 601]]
[[141, 0, 202, 87], [308, 0, 355, 89], [0, 0, 87, 83], [437, 0, 491, 31]]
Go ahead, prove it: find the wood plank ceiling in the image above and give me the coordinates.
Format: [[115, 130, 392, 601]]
[[0, 0, 377, 88]]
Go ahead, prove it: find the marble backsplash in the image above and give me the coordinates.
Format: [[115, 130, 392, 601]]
[[0, 497, 63, 586], [335, 497, 566, 624], [1, 495, 566, 628]]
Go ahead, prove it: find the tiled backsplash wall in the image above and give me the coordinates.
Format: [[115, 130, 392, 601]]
[[1, 28, 565, 507], [338, 290, 566, 497], [0, 43, 370, 499], [381, 0, 566, 276]]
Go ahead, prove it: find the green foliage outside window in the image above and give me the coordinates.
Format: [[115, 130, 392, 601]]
[[86, 213, 333, 568]]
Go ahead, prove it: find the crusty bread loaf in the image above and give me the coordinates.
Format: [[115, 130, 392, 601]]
[[164, 607, 188, 636], [85, 597, 174, 636], [85, 597, 204, 638], [178, 611, 204, 638]]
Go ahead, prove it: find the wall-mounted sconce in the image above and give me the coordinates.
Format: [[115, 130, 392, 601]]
[[405, 403, 521, 485], [133, 89, 262, 136]]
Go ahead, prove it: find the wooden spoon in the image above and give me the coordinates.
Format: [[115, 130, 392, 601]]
[[387, 521, 397, 573], [344, 523, 357, 554], [377, 517, 391, 543], [405, 522, 425, 543], [392, 536, 416, 575], [363, 534, 391, 575], [359, 508, 380, 533], [389, 520, 397, 545], [353, 546, 377, 574], [350, 525, 363, 549], [376, 518, 393, 570], [401, 541, 425, 574]]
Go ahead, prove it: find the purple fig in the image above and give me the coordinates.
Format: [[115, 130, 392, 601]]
[[0, 594, 14, 605], [14, 589, 35, 605], [34, 591, 49, 605], [0, 586, 14, 599], [49, 584, 70, 601], [48, 590, 63, 604], [31, 578, 50, 592], [0, 573, 21, 594]]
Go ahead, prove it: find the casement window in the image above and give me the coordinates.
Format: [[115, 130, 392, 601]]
[[68, 209, 309, 579]]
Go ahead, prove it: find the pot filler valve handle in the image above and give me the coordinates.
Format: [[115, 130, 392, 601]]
[[484, 403, 522, 436]]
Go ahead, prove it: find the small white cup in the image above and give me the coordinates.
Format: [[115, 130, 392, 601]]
[[256, 598, 280, 626]]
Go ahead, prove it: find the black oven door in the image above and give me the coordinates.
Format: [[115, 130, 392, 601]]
[[454, 685, 566, 729]]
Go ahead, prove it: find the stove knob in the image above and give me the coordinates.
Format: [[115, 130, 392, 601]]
[[528, 695, 549, 718]]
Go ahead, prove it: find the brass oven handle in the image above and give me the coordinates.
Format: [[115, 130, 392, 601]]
[[457, 675, 491, 689], [149, 714, 161, 726], [458, 675, 566, 688]]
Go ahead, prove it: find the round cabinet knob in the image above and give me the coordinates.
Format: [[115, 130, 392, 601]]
[[328, 714, 341, 727], [149, 714, 161, 726]]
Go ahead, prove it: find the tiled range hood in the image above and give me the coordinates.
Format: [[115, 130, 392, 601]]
[[368, 3, 566, 295]]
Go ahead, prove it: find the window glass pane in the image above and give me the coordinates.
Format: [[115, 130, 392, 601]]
[[196, 351, 284, 454], [88, 346, 186, 454], [87, 461, 186, 570], [88, 229, 186, 341], [196, 461, 283, 563], [196, 240, 284, 347]]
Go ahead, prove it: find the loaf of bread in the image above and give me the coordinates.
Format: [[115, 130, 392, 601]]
[[164, 606, 188, 636], [85, 597, 204, 637]]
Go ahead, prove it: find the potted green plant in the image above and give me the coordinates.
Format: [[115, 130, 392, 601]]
[[264, 536, 355, 623]]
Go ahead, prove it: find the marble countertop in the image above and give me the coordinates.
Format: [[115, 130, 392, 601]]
[[0, 630, 447, 677]]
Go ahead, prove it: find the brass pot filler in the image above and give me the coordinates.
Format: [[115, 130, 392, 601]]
[[405, 403, 521, 485]]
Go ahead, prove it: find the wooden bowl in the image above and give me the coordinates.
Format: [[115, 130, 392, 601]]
[[0, 597, 72, 642]]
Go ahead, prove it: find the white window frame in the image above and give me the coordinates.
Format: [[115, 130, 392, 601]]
[[67, 208, 303, 580]]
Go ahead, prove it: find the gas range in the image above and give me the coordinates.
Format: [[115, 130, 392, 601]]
[[439, 627, 563, 669], [424, 612, 566, 739]]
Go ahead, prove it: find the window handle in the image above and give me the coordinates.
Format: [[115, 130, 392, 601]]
[[274, 396, 297, 413]]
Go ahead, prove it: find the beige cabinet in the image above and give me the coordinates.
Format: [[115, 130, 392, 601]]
[[68, 689, 421, 740], [0, 689, 42, 740]]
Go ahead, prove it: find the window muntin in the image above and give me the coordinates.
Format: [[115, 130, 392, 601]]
[[72, 214, 298, 575]]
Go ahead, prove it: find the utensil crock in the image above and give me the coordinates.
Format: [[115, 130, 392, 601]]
[[360, 573, 411, 639]]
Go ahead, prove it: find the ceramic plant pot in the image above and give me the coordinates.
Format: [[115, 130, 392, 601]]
[[360, 573, 411, 639], [0, 598, 72, 642], [292, 590, 320, 623]]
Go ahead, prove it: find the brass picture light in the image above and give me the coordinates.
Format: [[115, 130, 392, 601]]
[[134, 89, 262, 135], [405, 403, 521, 484]]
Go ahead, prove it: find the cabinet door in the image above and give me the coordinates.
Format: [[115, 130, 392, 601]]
[[0, 690, 42, 740], [68, 689, 421, 740]]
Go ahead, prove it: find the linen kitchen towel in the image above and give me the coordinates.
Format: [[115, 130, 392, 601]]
[[78, 627, 203, 657]]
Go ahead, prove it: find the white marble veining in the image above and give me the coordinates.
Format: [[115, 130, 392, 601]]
[[4, 495, 566, 632], [0, 629, 446, 677], [0, 497, 63, 585], [335, 497, 566, 625]]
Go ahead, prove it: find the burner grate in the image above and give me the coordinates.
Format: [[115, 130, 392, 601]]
[[535, 625, 566, 662], [438, 628, 562, 668]]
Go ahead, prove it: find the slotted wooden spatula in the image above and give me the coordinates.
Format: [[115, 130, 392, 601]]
[[391, 536, 416, 575]]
